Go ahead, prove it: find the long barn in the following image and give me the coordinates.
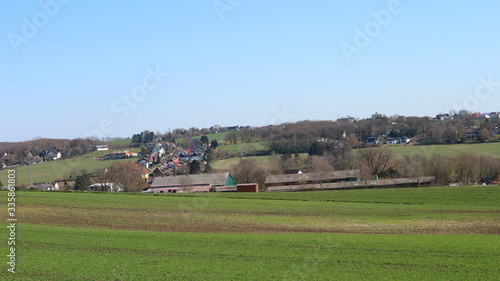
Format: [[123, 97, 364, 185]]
[[147, 172, 236, 193]]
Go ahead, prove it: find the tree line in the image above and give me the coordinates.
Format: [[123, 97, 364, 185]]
[[1, 138, 98, 165], [224, 114, 499, 154], [230, 146, 500, 189]]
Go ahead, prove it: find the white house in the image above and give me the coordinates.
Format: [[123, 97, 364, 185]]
[[400, 137, 411, 144], [88, 183, 124, 192], [95, 145, 109, 151], [387, 138, 399, 145]]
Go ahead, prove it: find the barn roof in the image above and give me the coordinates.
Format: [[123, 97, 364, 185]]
[[151, 172, 235, 188], [265, 170, 360, 184]]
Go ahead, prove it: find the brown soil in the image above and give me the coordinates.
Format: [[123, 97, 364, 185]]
[[19, 204, 500, 235]]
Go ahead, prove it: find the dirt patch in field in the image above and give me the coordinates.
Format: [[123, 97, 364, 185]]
[[435, 210, 500, 214], [19, 204, 500, 235]]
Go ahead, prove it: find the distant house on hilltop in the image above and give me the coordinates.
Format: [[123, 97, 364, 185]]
[[365, 136, 381, 145], [94, 145, 109, 151], [105, 150, 135, 160], [41, 149, 62, 161]]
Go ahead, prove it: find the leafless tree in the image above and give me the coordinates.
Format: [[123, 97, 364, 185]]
[[356, 146, 394, 178], [454, 153, 479, 185], [358, 162, 373, 189], [478, 128, 490, 142], [107, 162, 146, 192], [409, 155, 426, 187], [309, 155, 334, 172], [179, 175, 193, 192], [266, 152, 283, 175], [231, 158, 267, 187], [93, 168, 111, 192]]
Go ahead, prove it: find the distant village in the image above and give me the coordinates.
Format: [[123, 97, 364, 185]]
[[2, 111, 500, 192]]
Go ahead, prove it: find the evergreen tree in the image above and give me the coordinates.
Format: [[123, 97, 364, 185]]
[[210, 139, 219, 149], [74, 174, 91, 191], [204, 163, 212, 173], [200, 135, 209, 144], [205, 148, 214, 163], [189, 160, 201, 174]]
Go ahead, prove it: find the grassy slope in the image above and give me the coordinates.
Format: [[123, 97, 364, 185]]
[[217, 141, 268, 154], [3, 186, 499, 280], [388, 142, 500, 157], [211, 153, 309, 171], [106, 138, 133, 147], [177, 132, 230, 144], [0, 157, 138, 185]]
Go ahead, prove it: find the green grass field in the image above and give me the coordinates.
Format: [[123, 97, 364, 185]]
[[388, 142, 500, 157], [211, 153, 308, 171], [217, 141, 268, 154], [106, 138, 133, 147], [2, 186, 499, 280], [212, 155, 270, 170], [177, 132, 230, 145]]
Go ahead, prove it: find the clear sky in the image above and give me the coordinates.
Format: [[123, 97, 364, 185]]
[[1, 0, 499, 142]]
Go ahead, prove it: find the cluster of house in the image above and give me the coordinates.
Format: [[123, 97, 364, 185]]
[[469, 112, 500, 119], [1, 149, 63, 170], [434, 112, 500, 121], [105, 150, 137, 160], [365, 135, 411, 145], [151, 139, 207, 176], [31, 180, 73, 191]]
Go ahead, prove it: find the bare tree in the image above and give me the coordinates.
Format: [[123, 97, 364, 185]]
[[478, 128, 490, 142], [266, 152, 283, 175], [356, 146, 394, 178], [179, 175, 193, 192], [409, 155, 426, 187], [358, 162, 373, 189], [309, 155, 334, 172], [231, 158, 267, 187], [107, 162, 146, 192], [93, 168, 111, 192], [395, 155, 411, 178], [454, 154, 479, 185]]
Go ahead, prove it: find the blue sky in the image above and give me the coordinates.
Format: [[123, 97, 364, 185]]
[[1, 0, 499, 142]]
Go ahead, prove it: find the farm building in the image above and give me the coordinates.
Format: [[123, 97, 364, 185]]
[[265, 170, 360, 190], [94, 145, 109, 151], [265, 170, 435, 192], [237, 183, 259, 192], [147, 172, 236, 193], [105, 150, 136, 160], [88, 183, 124, 192]]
